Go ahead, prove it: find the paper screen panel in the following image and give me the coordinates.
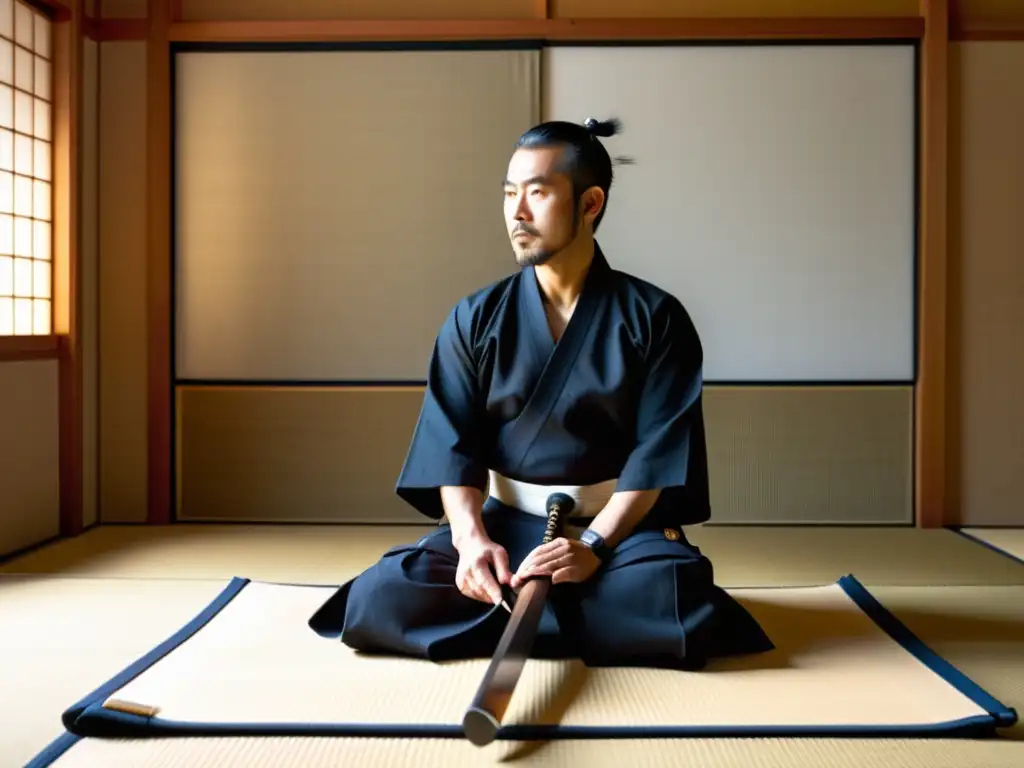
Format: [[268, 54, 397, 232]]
[[543, 44, 917, 382], [174, 47, 539, 382]]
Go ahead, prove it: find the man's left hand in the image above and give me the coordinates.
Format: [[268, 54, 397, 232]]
[[510, 537, 601, 589]]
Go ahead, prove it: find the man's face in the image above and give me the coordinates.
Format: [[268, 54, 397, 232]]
[[503, 147, 578, 268]]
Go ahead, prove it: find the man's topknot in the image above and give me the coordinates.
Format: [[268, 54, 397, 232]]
[[583, 117, 622, 139]]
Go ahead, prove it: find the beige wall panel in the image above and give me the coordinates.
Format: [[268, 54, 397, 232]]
[[181, 0, 539, 21], [0, 361, 59, 556], [553, 1, 918, 19], [950, 42, 1024, 528], [177, 388, 427, 523], [82, 38, 99, 528], [101, 0, 146, 18], [177, 386, 912, 525], [703, 387, 913, 525], [98, 41, 148, 523]]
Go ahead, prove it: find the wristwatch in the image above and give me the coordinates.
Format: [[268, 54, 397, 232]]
[[579, 528, 611, 562]]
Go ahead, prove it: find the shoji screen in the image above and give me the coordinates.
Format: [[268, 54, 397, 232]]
[[175, 47, 539, 382], [173, 45, 539, 522], [544, 44, 917, 383], [543, 44, 917, 523]]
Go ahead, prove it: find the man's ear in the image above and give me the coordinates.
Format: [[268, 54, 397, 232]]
[[582, 187, 606, 222]]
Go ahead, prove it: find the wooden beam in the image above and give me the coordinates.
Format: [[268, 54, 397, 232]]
[[80, 15, 927, 43], [951, 20, 1024, 40], [915, 0, 949, 528], [168, 17, 925, 44], [78, 14, 1024, 43], [25, 0, 72, 21], [147, 0, 173, 524], [0, 336, 60, 362], [53, 0, 85, 537], [83, 18, 147, 41]]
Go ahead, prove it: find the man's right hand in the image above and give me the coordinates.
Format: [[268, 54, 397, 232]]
[[454, 534, 512, 605]]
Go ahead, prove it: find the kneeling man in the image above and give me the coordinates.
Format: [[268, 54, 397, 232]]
[[309, 118, 774, 670]]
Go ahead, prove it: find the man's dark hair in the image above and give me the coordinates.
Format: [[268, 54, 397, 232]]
[[513, 117, 626, 232]]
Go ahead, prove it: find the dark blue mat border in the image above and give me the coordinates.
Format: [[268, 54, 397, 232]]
[[51, 574, 1016, 744], [949, 526, 1024, 567], [23, 731, 82, 768]]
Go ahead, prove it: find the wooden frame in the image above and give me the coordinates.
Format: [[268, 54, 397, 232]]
[[20, 0, 1018, 532], [147, 0, 173, 524], [0, 0, 85, 537], [915, 0, 948, 528], [53, 0, 85, 537], [0, 0, 70, 365]]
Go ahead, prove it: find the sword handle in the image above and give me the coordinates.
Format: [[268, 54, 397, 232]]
[[542, 492, 574, 544]]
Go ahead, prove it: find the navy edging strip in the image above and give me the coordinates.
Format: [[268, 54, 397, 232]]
[[60, 577, 250, 734], [948, 527, 1024, 567], [838, 574, 1018, 728], [59, 575, 1017, 741], [22, 731, 82, 768], [47, 712, 1012, 741]]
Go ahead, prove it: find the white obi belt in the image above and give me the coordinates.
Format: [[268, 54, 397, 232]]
[[487, 470, 617, 519]]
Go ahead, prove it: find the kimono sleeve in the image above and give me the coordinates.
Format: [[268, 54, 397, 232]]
[[396, 301, 489, 520], [616, 296, 708, 497]]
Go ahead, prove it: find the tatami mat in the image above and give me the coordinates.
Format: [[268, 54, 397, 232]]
[[32, 582, 1024, 768], [4, 523, 1024, 587], [4, 523, 1023, 768], [958, 528, 1024, 566], [57, 578, 1017, 738]]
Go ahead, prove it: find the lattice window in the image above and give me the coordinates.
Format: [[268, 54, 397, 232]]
[[0, 0, 51, 336]]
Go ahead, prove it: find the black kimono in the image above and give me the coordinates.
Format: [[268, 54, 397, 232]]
[[309, 244, 773, 668]]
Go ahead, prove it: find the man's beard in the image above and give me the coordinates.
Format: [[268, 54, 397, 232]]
[[515, 246, 555, 268], [511, 211, 579, 268]]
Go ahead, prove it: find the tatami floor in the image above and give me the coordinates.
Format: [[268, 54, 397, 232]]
[[1, 523, 1022, 767]]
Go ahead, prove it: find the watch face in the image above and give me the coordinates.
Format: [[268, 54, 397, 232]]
[[581, 529, 605, 555]]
